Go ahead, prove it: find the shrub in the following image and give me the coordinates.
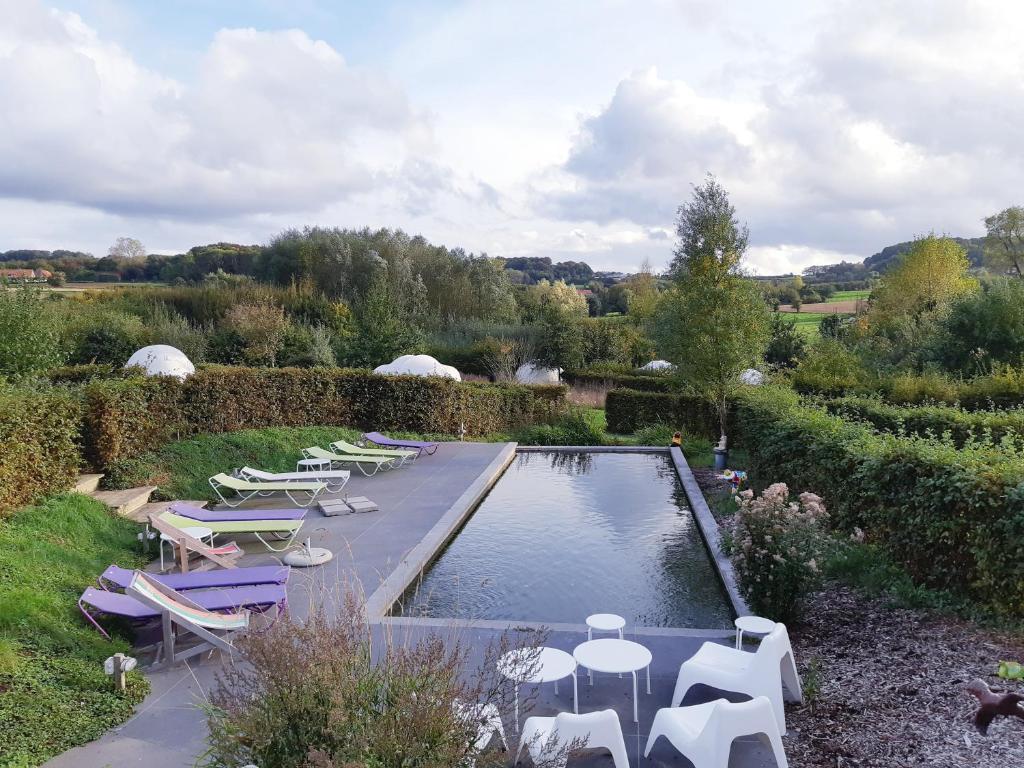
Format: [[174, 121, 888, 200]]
[[737, 386, 1024, 616], [0, 387, 82, 515], [223, 301, 289, 366], [81, 367, 568, 470], [563, 367, 672, 392], [0, 286, 66, 376], [790, 338, 865, 396], [67, 309, 148, 366], [605, 388, 723, 438], [511, 409, 605, 446], [729, 483, 830, 621], [204, 601, 536, 768]]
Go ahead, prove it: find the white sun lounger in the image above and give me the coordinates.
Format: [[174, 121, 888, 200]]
[[239, 466, 350, 494]]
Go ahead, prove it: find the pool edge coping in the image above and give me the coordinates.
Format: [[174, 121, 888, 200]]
[[669, 446, 751, 619], [364, 441, 518, 621]]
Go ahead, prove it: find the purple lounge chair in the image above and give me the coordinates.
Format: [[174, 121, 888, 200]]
[[169, 501, 307, 522], [79, 583, 287, 640], [98, 564, 289, 592], [362, 432, 439, 457]]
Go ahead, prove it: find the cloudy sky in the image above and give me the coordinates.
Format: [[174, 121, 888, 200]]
[[1, 0, 1020, 274]]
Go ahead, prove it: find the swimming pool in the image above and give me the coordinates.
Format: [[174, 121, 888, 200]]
[[393, 450, 734, 628]]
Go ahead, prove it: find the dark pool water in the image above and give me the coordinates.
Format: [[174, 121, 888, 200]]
[[394, 451, 734, 628]]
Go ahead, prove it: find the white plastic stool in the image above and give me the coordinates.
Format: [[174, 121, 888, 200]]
[[296, 457, 331, 473], [734, 615, 776, 649], [586, 613, 626, 641]]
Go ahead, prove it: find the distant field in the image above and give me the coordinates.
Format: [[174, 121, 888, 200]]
[[831, 289, 871, 301], [42, 281, 164, 293], [779, 299, 861, 314]]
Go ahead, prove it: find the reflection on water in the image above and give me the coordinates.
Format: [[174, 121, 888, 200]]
[[394, 451, 733, 629]]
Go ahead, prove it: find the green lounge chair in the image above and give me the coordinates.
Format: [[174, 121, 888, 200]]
[[159, 511, 304, 552], [209, 472, 326, 508], [302, 446, 401, 476], [330, 439, 417, 466]]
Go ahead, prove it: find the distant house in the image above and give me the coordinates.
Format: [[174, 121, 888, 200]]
[[0, 268, 52, 282], [576, 288, 593, 297]]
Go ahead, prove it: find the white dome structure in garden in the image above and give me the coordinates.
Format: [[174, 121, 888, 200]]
[[373, 354, 461, 381], [640, 360, 675, 372], [124, 345, 195, 380], [515, 362, 561, 384], [739, 368, 765, 385]]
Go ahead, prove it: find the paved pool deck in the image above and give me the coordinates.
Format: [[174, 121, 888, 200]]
[[46, 442, 788, 768]]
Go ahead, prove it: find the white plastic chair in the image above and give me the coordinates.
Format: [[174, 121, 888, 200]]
[[645, 696, 788, 767], [515, 709, 628, 768], [671, 623, 801, 734], [453, 699, 507, 766]]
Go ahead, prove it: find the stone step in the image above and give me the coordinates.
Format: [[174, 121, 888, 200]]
[[73, 474, 104, 494], [91, 486, 158, 518], [128, 499, 208, 524]]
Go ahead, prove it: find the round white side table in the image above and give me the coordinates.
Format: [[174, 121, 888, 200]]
[[734, 615, 776, 649], [586, 613, 625, 640], [498, 646, 578, 729], [573, 638, 652, 722], [159, 525, 214, 570], [297, 457, 331, 473]]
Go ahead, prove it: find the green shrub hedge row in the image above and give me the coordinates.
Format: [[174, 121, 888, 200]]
[[605, 388, 725, 438], [824, 396, 1024, 448], [737, 387, 1024, 616], [82, 366, 567, 470], [563, 369, 671, 392], [0, 388, 82, 515]]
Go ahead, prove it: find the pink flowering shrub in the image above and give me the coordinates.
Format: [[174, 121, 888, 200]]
[[731, 483, 830, 621]]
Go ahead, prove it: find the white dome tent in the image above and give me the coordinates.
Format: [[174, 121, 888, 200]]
[[739, 368, 765, 386], [640, 360, 675, 372], [515, 362, 561, 384], [124, 345, 195, 380], [373, 354, 461, 381]]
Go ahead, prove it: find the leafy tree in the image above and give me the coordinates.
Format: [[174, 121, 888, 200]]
[[764, 313, 806, 369], [870, 234, 977, 322], [668, 174, 749, 283], [0, 286, 65, 375], [983, 206, 1024, 277], [938, 278, 1024, 372], [622, 260, 660, 320], [655, 178, 770, 444], [223, 302, 290, 367], [108, 237, 145, 261], [345, 270, 422, 367], [533, 304, 584, 375], [818, 313, 848, 340]]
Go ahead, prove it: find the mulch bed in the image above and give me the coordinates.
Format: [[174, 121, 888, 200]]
[[692, 471, 1024, 767]]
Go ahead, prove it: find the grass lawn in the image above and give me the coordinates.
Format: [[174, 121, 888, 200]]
[[781, 310, 829, 337], [0, 494, 148, 766]]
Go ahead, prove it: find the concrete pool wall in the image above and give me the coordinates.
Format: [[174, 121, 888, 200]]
[[370, 444, 749, 637]]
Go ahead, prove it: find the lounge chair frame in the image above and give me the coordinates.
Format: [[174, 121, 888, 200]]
[[208, 472, 326, 508]]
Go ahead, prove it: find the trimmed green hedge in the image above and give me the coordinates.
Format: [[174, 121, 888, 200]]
[[605, 388, 725, 438], [0, 388, 81, 515], [83, 366, 567, 470], [563, 369, 671, 392], [737, 387, 1024, 616], [825, 396, 1024, 448]]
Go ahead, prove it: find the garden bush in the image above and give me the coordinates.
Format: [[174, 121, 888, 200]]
[[81, 367, 568, 470], [563, 367, 672, 392], [605, 388, 725, 438], [825, 395, 1024, 448], [729, 483, 829, 621], [736, 386, 1024, 616], [0, 387, 82, 515], [511, 408, 606, 446]]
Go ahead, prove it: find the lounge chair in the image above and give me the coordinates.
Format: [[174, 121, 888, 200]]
[[148, 513, 244, 572], [516, 709, 629, 768], [209, 472, 326, 507], [99, 563, 289, 592], [329, 439, 417, 466], [453, 700, 507, 768], [239, 465, 351, 493], [126, 571, 259, 666], [301, 446, 400, 476], [79, 578, 285, 643], [363, 431, 439, 456], [158, 511, 304, 553], [671, 623, 802, 734], [169, 501, 306, 522], [645, 696, 788, 767]]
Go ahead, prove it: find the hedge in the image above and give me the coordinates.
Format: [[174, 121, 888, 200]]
[[82, 366, 567, 470], [0, 388, 82, 515], [824, 396, 1024, 449], [563, 370, 671, 392], [737, 387, 1024, 616], [605, 388, 725, 438]]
